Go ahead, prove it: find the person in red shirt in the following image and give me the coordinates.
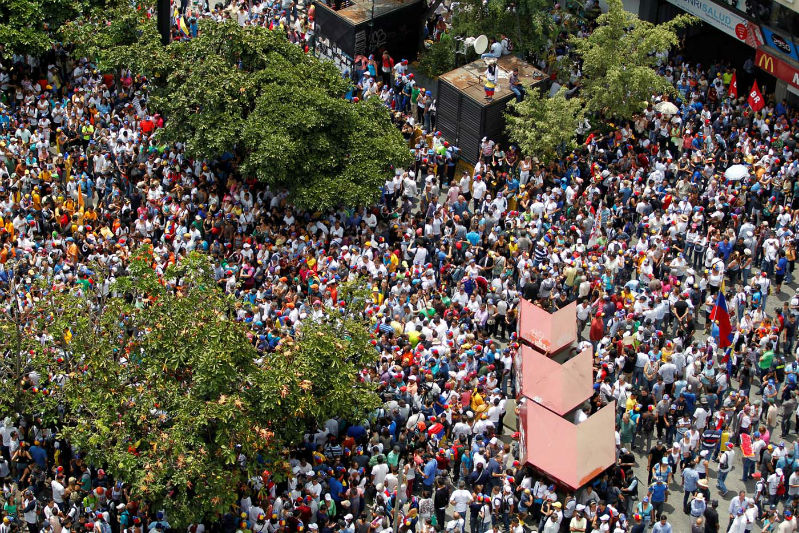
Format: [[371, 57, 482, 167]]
[[140, 116, 155, 135], [590, 311, 605, 352], [380, 51, 394, 87]]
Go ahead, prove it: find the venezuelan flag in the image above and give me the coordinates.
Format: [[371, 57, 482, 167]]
[[178, 16, 190, 37], [709, 289, 733, 349]]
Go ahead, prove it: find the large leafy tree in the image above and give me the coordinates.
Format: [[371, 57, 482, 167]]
[[0, 249, 380, 526], [88, 20, 410, 210], [571, 0, 694, 119], [418, 33, 456, 78], [450, 0, 555, 61], [0, 0, 122, 58], [59, 1, 162, 71], [505, 87, 583, 164]]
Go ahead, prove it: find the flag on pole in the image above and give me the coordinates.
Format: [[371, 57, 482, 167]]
[[729, 71, 737, 99], [748, 81, 765, 112], [178, 16, 190, 37], [709, 289, 733, 348]]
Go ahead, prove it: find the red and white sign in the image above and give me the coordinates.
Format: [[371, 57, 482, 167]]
[[748, 80, 765, 111], [729, 71, 738, 98], [664, 0, 763, 48], [756, 48, 799, 90], [740, 433, 755, 459]]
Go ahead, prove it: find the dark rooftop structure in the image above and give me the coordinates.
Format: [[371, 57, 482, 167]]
[[312, 0, 425, 74], [436, 56, 548, 163]]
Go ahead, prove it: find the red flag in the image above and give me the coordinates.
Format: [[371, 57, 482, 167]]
[[747, 81, 765, 112], [728, 71, 737, 99], [709, 291, 733, 348]]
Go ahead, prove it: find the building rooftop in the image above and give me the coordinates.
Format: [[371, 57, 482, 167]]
[[438, 55, 548, 106], [314, 0, 421, 25]]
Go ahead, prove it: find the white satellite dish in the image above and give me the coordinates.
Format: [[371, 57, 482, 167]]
[[473, 34, 488, 54]]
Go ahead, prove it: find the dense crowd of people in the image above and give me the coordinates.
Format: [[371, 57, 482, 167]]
[[2, 0, 799, 531]]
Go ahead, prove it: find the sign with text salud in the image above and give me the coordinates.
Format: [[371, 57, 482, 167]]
[[664, 0, 763, 48]]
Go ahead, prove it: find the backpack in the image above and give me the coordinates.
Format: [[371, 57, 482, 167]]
[[785, 455, 796, 477], [491, 494, 504, 514], [451, 443, 464, 462], [719, 451, 731, 473]]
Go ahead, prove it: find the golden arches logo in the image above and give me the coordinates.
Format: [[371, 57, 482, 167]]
[[758, 53, 775, 73]]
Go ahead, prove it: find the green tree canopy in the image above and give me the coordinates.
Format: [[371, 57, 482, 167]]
[[78, 19, 410, 210], [418, 32, 456, 78], [450, 0, 555, 60], [0, 249, 380, 526], [505, 87, 584, 164], [0, 0, 124, 58], [571, 0, 695, 119], [59, 1, 162, 71]]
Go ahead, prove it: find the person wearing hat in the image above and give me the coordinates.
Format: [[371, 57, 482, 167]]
[[779, 509, 797, 532], [540, 500, 561, 533], [689, 492, 706, 518], [635, 496, 654, 529], [647, 478, 668, 519], [21, 489, 39, 533], [569, 505, 587, 532], [717, 442, 735, 496]]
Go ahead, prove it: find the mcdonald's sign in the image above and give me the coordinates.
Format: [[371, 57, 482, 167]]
[[757, 51, 775, 73], [756, 48, 799, 89]]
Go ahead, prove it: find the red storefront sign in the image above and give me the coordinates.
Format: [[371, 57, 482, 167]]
[[756, 48, 799, 90]]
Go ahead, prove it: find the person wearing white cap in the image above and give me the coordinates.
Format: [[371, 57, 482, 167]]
[[767, 468, 784, 506], [689, 492, 706, 517], [570, 505, 587, 532], [341, 514, 355, 533]]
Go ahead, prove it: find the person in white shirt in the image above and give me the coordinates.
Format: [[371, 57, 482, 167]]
[[449, 481, 473, 516], [471, 175, 487, 207], [51, 475, 66, 505], [371, 456, 389, 487]]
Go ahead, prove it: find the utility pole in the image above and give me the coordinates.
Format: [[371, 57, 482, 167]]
[[393, 459, 405, 533], [157, 0, 172, 45], [369, 0, 375, 54]]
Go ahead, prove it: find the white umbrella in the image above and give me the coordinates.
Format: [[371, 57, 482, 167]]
[[654, 101, 678, 115], [655, 100, 679, 115], [724, 164, 749, 181]]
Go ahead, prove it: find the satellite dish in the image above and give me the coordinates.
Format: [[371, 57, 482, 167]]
[[473, 34, 488, 54]]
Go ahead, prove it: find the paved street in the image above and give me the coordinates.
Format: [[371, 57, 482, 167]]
[[484, 281, 798, 532]]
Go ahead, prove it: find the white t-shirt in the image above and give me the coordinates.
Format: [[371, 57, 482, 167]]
[[51, 479, 65, 504], [450, 489, 473, 513], [371, 463, 389, 486], [789, 471, 799, 496]]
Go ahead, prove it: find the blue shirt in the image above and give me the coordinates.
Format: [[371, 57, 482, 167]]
[[777, 257, 788, 275], [328, 477, 343, 502], [29, 445, 47, 468], [649, 481, 668, 502], [682, 467, 699, 492], [423, 459, 438, 486], [652, 522, 672, 533]]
